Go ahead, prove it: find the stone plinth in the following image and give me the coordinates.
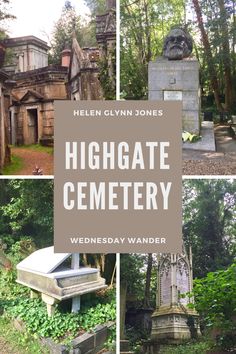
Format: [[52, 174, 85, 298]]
[[149, 58, 201, 135], [151, 305, 199, 344]]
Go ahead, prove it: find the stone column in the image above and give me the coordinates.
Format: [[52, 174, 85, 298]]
[[10, 108, 16, 145], [71, 254, 81, 313]]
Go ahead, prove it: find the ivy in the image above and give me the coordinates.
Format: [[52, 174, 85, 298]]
[[2, 296, 116, 342]]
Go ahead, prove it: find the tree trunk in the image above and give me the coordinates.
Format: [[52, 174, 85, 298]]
[[217, 0, 233, 111], [192, 0, 224, 112], [120, 280, 127, 339], [144, 253, 153, 308], [144, 0, 152, 63]]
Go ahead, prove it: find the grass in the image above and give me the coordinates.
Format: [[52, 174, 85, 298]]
[[3, 144, 53, 175], [158, 338, 213, 354], [12, 144, 54, 155], [0, 316, 49, 354], [3, 155, 24, 175]]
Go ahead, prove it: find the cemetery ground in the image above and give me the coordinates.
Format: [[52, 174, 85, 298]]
[[3, 145, 53, 175], [183, 123, 236, 175]]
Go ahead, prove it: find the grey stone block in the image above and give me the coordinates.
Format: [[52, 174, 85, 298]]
[[69, 349, 81, 354], [41, 338, 68, 354], [95, 326, 108, 348], [72, 332, 95, 354], [149, 59, 199, 91]]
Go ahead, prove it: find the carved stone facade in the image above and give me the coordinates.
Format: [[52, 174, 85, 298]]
[[0, 2, 116, 155], [9, 66, 68, 145], [0, 33, 109, 148], [151, 250, 200, 345], [3, 36, 49, 75], [67, 35, 103, 101], [96, 0, 116, 94]]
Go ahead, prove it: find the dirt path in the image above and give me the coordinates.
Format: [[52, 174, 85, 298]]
[[11, 147, 53, 175], [183, 124, 236, 175]]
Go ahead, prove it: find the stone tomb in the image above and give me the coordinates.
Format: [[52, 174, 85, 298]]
[[16, 246, 107, 316], [151, 252, 200, 344], [149, 58, 201, 135]]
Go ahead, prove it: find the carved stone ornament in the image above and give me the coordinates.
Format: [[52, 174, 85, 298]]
[[163, 28, 193, 60]]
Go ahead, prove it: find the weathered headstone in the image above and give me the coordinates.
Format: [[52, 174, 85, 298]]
[[149, 27, 201, 135]]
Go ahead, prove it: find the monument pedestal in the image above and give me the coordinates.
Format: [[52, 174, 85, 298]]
[[149, 58, 201, 135], [151, 305, 200, 344]]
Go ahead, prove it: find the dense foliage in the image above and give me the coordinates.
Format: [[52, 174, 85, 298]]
[[183, 179, 236, 278], [120, 0, 185, 99], [0, 179, 53, 250], [49, 1, 97, 64], [192, 263, 236, 350]]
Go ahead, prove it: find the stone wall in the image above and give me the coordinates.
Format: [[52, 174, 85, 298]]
[[10, 66, 68, 145]]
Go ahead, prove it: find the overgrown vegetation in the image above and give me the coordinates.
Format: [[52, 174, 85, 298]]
[[191, 263, 236, 351], [0, 262, 115, 344], [1, 296, 116, 342], [0, 180, 116, 351], [122, 180, 236, 353]]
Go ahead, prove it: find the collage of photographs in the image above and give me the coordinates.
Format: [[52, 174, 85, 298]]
[[0, 0, 236, 353]]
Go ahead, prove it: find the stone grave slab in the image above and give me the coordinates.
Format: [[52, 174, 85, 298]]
[[17, 246, 71, 274]]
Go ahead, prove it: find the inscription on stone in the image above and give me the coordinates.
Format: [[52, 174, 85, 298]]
[[164, 90, 183, 101], [161, 270, 171, 305]]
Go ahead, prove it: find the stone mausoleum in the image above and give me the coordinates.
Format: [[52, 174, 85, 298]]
[[0, 0, 116, 154], [1, 35, 103, 147]]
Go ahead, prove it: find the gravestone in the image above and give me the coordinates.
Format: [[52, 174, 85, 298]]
[[148, 28, 201, 135], [150, 250, 200, 345]]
